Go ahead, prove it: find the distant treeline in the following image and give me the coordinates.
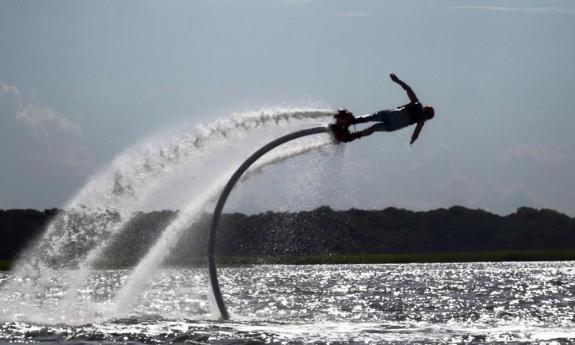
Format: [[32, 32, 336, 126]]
[[1, 206, 574, 267]]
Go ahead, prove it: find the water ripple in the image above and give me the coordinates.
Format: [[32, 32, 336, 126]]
[[1, 261, 574, 344]]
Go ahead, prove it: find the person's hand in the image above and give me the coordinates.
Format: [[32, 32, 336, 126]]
[[390, 73, 399, 82]]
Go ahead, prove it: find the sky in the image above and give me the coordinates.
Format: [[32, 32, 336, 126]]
[[1, 0, 574, 215]]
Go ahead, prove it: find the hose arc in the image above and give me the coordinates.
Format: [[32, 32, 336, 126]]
[[207, 126, 330, 320]]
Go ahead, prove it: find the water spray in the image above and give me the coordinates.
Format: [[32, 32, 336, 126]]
[[206, 127, 330, 320]]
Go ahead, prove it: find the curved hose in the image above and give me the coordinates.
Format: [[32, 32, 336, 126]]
[[207, 126, 330, 320]]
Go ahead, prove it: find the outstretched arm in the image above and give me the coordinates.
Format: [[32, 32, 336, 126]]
[[390, 73, 419, 103], [410, 121, 424, 145]]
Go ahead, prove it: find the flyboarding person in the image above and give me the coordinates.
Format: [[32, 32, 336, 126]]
[[329, 73, 435, 144]]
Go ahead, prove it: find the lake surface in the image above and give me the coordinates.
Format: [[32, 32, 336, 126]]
[[1, 262, 574, 344]]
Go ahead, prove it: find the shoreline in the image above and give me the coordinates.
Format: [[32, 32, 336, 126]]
[[214, 249, 575, 266], [2, 249, 575, 271]]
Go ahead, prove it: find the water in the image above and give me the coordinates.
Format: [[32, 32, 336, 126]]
[[10, 107, 332, 274], [114, 139, 332, 314], [1, 262, 574, 344], [2, 108, 334, 321]]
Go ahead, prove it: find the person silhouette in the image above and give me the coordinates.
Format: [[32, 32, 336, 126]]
[[330, 73, 434, 144]]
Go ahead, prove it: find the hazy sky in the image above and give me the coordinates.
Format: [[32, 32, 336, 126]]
[[1, 0, 574, 215]]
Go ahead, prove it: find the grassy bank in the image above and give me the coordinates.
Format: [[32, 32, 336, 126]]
[[0, 260, 11, 271], [217, 249, 575, 266], [2, 250, 575, 271]]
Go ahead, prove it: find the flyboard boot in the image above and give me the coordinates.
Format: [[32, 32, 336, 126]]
[[328, 109, 356, 143]]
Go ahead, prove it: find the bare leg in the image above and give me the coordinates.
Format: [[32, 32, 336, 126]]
[[352, 114, 376, 124], [349, 125, 376, 141], [352, 110, 392, 125]]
